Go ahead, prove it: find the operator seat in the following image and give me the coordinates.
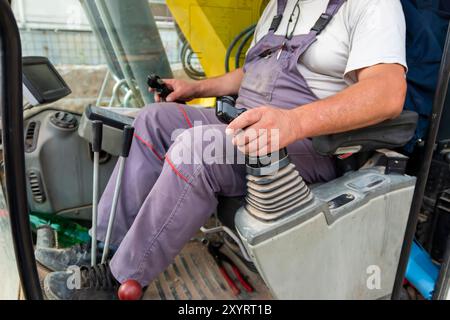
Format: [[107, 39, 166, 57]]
[[214, 110, 419, 299], [216, 110, 419, 231]]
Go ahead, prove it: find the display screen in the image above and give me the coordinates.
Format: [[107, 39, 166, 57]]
[[22, 57, 71, 105], [24, 63, 65, 94]]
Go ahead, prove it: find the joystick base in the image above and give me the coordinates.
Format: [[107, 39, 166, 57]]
[[244, 163, 314, 221]]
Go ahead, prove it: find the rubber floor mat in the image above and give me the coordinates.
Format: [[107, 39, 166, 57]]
[[142, 241, 272, 300]]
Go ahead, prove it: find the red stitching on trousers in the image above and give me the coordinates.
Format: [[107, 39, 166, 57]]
[[177, 105, 193, 128], [165, 155, 189, 184], [133, 133, 164, 162]]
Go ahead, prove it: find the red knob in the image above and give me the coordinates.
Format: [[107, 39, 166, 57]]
[[118, 280, 143, 300]]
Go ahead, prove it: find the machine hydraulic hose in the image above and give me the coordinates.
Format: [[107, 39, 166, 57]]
[[225, 24, 257, 73]]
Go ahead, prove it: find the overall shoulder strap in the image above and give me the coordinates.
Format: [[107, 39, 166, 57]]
[[269, 0, 288, 33], [287, 0, 347, 65], [311, 0, 347, 35]]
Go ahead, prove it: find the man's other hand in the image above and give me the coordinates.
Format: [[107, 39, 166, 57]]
[[149, 78, 200, 103]]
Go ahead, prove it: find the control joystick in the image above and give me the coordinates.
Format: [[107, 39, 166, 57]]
[[216, 97, 314, 221], [147, 74, 174, 102]]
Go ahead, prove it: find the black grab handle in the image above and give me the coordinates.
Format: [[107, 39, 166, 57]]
[[92, 120, 103, 153], [121, 125, 135, 158]]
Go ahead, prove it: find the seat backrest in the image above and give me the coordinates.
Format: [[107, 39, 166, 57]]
[[401, 0, 450, 151], [313, 0, 450, 158]]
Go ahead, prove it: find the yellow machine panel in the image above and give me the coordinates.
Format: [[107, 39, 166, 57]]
[[167, 0, 269, 77]]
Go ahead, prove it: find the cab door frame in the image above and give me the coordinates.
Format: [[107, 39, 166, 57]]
[[0, 0, 42, 300]]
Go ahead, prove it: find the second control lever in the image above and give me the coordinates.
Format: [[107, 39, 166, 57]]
[[101, 125, 135, 263], [147, 74, 174, 102]]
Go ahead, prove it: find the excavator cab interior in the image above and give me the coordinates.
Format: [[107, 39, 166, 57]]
[[0, 0, 450, 301]]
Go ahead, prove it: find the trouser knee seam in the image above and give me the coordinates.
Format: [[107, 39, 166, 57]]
[[165, 155, 191, 184], [177, 105, 193, 128], [133, 132, 165, 162]]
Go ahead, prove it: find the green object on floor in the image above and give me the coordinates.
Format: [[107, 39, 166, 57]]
[[29, 212, 90, 248]]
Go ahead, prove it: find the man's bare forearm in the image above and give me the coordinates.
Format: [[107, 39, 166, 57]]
[[196, 68, 244, 98], [291, 64, 407, 140]]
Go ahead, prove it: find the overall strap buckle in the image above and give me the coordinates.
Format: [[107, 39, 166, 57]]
[[311, 13, 332, 35], [269, 14, 283, 32], [269, 0, 288, 33]]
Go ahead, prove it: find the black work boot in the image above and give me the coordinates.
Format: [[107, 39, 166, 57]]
[[34, 226, 116, 272], [35, 242, 94, 272], [44, 263, 120, 300]]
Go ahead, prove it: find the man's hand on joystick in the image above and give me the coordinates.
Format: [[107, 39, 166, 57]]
[[148, 74, 199, 103], [226, 106, 300, 156]]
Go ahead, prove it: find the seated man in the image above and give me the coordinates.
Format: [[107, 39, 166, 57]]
[[42, 0, 408, 299]]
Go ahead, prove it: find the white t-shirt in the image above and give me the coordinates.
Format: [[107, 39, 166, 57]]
[[250, 0, 407, 99]]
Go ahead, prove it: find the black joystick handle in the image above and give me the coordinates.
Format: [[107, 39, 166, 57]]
[[216, 96, 247, 124], [215, 96, 288, 172], [147, 74, 173, 102], [92, 120, 103, 153], [121, 125, 135, 158]]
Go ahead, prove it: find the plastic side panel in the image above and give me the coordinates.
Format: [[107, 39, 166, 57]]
[[78, 111, 126, 157], [25, 110, 117, 219], [242, 186, 414, 299]]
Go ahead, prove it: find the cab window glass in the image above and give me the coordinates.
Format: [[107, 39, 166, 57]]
[[12, 0, 268, 108]]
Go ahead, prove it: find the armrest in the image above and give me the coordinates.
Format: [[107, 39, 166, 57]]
[[312, 111, 419, 156]]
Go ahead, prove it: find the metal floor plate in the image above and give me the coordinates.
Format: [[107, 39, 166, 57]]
[[142, 241, 272, 300]]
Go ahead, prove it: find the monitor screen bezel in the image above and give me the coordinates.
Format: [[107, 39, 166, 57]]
[[22, 56, 72, 105]]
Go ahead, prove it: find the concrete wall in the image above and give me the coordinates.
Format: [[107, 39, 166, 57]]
[[12, 0, 91, 30], [56, 64, 112, 100], [49, 63, 187, 112], [14, 0, 182, 66]]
